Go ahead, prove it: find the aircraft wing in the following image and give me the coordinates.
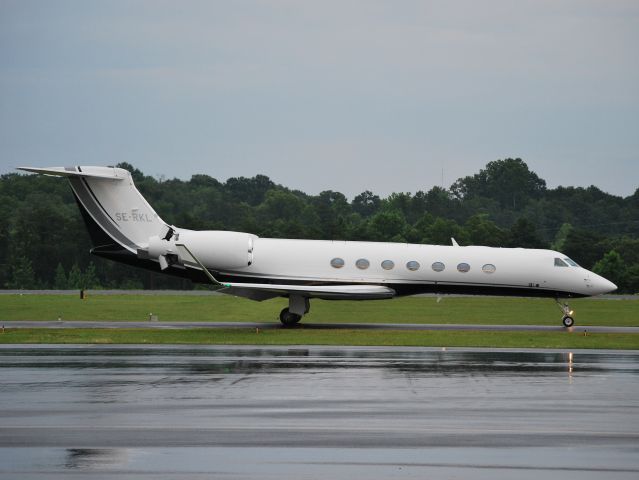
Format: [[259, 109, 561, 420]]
[[220, 282, 396, 301], [175, 242, 396, 301]]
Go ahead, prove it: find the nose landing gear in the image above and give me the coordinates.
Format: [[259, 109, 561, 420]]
[[562, 315, 574, 328], [556, 299, 575, 327]]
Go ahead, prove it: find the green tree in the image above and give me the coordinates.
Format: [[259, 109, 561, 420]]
[[625, 265, 639, 294], [507, 218, 547, 248], [225, 174, 275, 206], [67, 264, 83, 289], [258, 190, 306, 224], [563, 229, 608, 269], [312, 191, 351, 239], [423, 218, 469, 245], [592, 251, 627, 292], [84, 263, 100, 289], [465, 214, 506, 246], [551, 223, 573, 251], [352, 191, 381, 217], [368, 211, 407, 242], [53, 263, 68, 289], [7, 256, 36, 289], [451, 158, 546, 208], [422, 186, 458, 220]]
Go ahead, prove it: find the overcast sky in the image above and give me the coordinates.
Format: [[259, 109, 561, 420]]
[[1, 0, 637, 198]]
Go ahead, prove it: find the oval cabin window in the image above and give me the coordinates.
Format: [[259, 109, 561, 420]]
[[330, 258, 345, 269], [406, 261, 420, 271], [457, 262, 470, 273], [482, 263, 496, 274], [381, 260, 395, 270], [431, 262, 445, 272], [356, 258, 370, 270]]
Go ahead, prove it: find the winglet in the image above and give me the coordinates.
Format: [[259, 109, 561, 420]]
[[451, 237, 459, 247]]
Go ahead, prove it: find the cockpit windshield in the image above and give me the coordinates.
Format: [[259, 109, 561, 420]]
[[554, 257, 579, 267], [564, 257, 579, 267]]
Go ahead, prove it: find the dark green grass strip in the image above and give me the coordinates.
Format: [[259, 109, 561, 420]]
[[1, 328, 638, 350], [1, 295, 638, 326]]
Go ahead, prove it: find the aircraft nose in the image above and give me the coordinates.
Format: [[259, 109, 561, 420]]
[[591, 273, 617, 294], [604, 278, 618, 293]]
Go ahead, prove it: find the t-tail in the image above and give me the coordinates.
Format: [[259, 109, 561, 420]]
[[17, 166, 179, 270]]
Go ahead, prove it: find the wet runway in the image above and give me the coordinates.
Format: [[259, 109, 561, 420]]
[[1, 345, 638, 479], [4, 320, 639, 333]]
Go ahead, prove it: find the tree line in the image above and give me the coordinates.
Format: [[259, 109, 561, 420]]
[[1, 158, 637, 292]]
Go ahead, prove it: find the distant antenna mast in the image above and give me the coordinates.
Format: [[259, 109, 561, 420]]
[[441, 167, 444, 188]]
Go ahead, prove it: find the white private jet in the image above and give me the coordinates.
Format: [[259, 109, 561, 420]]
[[18, 166, 617, 327]]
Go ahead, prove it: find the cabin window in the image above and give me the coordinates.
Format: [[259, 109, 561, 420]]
[[431, 262, 445, 272], [356, 258, 370, 270], [457, 262, 470, 273], [482, 263, 496, 274], [381, 260, 395, 270], [330, 258, 345, 269], [554, 258, 568, 267], [406, 261, 420, 271], [564, 257, 579, 267]]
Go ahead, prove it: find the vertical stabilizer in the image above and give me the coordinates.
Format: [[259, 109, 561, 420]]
[[18, 166, 168, 252]]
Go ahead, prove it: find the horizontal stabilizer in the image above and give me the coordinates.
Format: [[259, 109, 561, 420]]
[[18, 166, 124, 181]]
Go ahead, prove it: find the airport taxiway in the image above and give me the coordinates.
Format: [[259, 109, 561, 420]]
[[0, 345, 638, 479], [2, 320, 638, 333]]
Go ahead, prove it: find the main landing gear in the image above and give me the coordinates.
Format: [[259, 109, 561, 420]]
[[556, 299, 575, 328], [279, 295, 310, 327]]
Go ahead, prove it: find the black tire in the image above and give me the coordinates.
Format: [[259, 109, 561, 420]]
[[279, 308, 302, 326], [562, 316, 574, 328]]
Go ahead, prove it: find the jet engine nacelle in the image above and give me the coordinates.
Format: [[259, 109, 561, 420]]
[[140, 229, 256, 271], [177, 230, 256, 270]]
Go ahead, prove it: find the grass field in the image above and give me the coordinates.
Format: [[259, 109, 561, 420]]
[[0, 293, 637, 326], [1, 293, 637, 348], [2, 328, 638, 350]]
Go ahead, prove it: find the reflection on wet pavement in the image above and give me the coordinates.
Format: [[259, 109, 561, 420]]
[[64, 448, 129, 470], [0, 345, 638, 479]]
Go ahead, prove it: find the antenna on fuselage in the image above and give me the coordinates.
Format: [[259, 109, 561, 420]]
[[451, 237, 459, 247]]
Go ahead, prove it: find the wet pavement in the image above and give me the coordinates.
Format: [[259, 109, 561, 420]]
[[0, 345, 638, 479]]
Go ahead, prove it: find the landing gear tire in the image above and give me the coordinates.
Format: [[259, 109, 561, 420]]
[[556, 299, 575, 328], [279, 308, 302, 327]]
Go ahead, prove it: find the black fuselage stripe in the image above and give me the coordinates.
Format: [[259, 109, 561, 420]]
[[215, 269, 549, 290], [210, 272, 583, 297], [82, 177, 119, 226], [210, 269, 583, 298], [70, 179, 137, 249]]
